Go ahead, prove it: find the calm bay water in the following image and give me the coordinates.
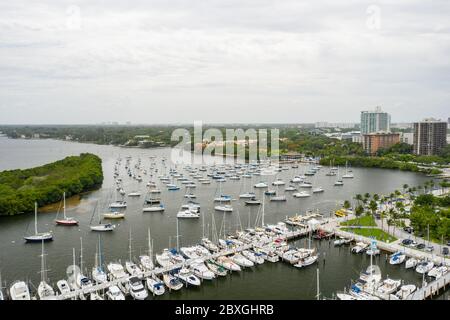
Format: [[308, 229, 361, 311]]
[[0, 136, 446, 299]]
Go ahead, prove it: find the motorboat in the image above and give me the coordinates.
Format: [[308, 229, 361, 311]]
[[107, 262, 128, 280], [389, 252, 406, 265], [299, 182, 312, 188], [293, 191, 310, 198], [334, 237, 347, 246], [272, 179, 285, 186], [109, 201, 127, 209], [254, 182, 268, 188], [146, 276, 165, 296], [239, 192, 256, 199], [90, 223, 115, 232], [128, 192, 142, 197], [351, 242, 368, 254], [129, 277, 148, 300], [284, 185, 297, 192], [106, 285, 125, 300], [427, 265, 448, 279], [175, 268, 201, 287], [9, 281, 31, 300], [214, 205, 233, 212], [56, 280, 71, 295], [242, 250, 264, 265], [334, 180, 344, 186], [177, 209, 200, 218], [394, 284, 416, 300], [405, 258, 418, 269], [163, 273, 183, 291], [265, 190, 276, 196], [376, 278, 402, 296], [156, 249, 174, 268], [366, 248, 380, 256], [125, 261, 143, 279], [270, 195, 287, 202], [415, 260, 434, 274], [139, 255, 154, 272], [312, 187, 324, 193], [103, 211, 125, 219]]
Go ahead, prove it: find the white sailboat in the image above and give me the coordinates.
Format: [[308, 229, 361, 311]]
[[90, 201, 115, 232], [139, 228, 155, 271], [24, 202, 53, 242], [37, 241, 57, 300], [125, 229, 144, 279], [342, 161, 354, 179], [92, 236, 108, 284]]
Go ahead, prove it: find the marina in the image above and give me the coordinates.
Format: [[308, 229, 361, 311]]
[[0, 137, 447, 300]]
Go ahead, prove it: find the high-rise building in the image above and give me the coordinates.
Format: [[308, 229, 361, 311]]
[[413, 119, 447, 155], [360, 106, 391, 134], [363, 132, 400, 155]]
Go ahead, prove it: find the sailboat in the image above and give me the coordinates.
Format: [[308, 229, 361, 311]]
[[75, 238, 93, 291], [334, 166, 344, 186], [55, 192, 78, 226], [24, 202, 53, 242], [342, 161, 354, 179], [125, 229, 144, 278], [37, 241, 57, 300], [90, 201, 115, 232], [0, 272, 4, 300], [92, 235, 108, 284], [139, 228, 155, 271]]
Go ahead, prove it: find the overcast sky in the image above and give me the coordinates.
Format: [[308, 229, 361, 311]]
[[0, 0, 449, 124]]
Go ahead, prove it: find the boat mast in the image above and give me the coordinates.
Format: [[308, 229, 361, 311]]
[[128, 228, 133, 262], [261, 193, 265, 227], [39, 240, 47, 284], [148, 228, 152, 257], [63, 192, 66, 220], [316, 268, 320, 300], [80, 237, 84, 275], [176, 216, 180, 251], [34, 202, 38, 235]]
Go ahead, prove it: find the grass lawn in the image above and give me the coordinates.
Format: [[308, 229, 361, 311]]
[[340, 215, 377, 227], [341, 227, 397, 243]]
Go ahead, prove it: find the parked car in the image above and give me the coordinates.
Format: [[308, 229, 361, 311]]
[[403, 227, 413, 234], [402, 239, 413, 245], [416, 243, 426, 250], [442, 247, 449, 255], [424, 246, 434, 252]]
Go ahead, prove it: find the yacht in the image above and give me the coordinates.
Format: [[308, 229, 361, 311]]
[[37, 242, 57, 300], [214, 195, 232, 202], [285, 185, 297, 192], [239, 192, 256, 199], [245, 198, 261, 205], [90, 223, 115, 232], [128, 191, 142, 197], [175, 268, 201, 286], [146, 276, 165, 296], [294, 254, 319, 268], [177, 209, 200, 218], [376, 278, 402, 297], [299, 182, 312, 188], [334, 180, 344, 186], [201, 238, 219, 252], [272, 179, 285, 186], [106, 285, 125, 300], [128, 277, 148, 300], [156, 249, 174, 268], [351, 242, 368, 254], [270, 195, 287, 202], [139, 228, 155, 271], [9, 281, 31, 300]]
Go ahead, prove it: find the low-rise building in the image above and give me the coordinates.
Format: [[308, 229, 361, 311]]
[[363, 132, 400, 155]]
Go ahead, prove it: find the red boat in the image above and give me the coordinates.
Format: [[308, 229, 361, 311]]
[[55, 192, 79, 226]]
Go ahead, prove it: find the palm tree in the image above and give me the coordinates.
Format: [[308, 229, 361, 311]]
[[369, 200, 377, 216], [354, 194, 363, 206], [343, 200, 351, 211], [364, 193, 370, 200], [403, 184, 409, 192], [373, 194, 380, 202], [355, 205, 364, 225]]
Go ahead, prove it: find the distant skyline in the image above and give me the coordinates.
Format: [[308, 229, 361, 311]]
[[0, 1, 449, 124]]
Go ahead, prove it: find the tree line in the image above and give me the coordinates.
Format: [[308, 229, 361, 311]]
[[0, 153, 103, 216]]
